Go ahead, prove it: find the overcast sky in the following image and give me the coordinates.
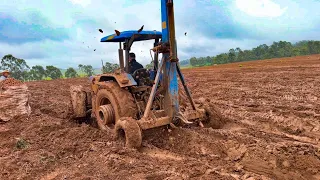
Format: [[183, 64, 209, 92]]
[[0, 0, 319, 69]]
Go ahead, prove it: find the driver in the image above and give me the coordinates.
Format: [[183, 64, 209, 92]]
[[127, 52, 143, 74], [0, 70, 10, 81]]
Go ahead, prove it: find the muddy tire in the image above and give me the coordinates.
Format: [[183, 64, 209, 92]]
[[94, 82, 137, 130], [70, 85, 87, 118], [115, 117, 142, 149], [203, 103, 225, 129]]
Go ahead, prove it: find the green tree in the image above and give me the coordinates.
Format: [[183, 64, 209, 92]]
[[180, 60, 190, 66], [146, 61, 154, 69], [65, 67, 78, 78], [82, 65, 94, 76], [46, 65, 62, 79], [78, 64, 84, 74], [102, 62, 113, 73], [29, 65, 46, 80], [102, 62, 120, 73], [205, 56, 212, 65], [0, 54, 30, 81], [216, 53, 229, 64], [111, 64, 120, 71], [307, 41, 319, 54], [189, 57, 197, 66], [228, 48, 236, 62], [198, 57, 205, 66], [235, 47, 245, 62]]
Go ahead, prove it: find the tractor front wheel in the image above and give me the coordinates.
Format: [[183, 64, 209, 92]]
[[115, 117, 142, 149]]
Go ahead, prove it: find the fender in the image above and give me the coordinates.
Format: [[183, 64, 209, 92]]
[[92, 72, 137, 90]]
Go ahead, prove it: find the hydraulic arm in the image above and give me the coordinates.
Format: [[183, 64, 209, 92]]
[[144, 0, 197, 120]]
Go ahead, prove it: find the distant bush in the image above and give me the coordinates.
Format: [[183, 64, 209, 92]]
[[44, 77, 52, 80]]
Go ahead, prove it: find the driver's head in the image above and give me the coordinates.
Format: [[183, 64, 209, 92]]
[[129, 52, 135, 62], [2, 70, 9, 77]]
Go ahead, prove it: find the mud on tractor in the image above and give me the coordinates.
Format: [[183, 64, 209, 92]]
[[70, 0, 222, 149]]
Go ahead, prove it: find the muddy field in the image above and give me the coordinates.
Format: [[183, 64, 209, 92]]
[[1, 54, 320, 180]]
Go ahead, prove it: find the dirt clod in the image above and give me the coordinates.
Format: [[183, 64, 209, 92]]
[[0, 78, 23, 89]]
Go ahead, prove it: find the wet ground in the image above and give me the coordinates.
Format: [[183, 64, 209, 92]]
[[1, 54, 320, 180]]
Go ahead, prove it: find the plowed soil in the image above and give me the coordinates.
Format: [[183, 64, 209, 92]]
[[1, 54, 320, 180]]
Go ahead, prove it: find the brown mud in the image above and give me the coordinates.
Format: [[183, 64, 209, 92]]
[[1, 54, 320, 179], [0, 78, 24, 89]]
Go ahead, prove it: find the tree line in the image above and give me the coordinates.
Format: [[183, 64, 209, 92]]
[[187, 40, 320, 67], [1, 40, 319, 81], [0, 54, 119, 81]]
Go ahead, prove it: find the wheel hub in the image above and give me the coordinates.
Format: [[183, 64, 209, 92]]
[[98, 104, 115, 125]]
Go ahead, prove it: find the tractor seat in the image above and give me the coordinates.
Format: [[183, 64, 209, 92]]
[[132, 68, 153, 86]]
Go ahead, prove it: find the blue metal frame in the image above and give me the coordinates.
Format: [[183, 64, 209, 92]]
[[161, 0, 179, 117], [149, 70, 163, 81]]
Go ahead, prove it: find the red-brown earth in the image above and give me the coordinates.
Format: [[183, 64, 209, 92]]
[[1, 54, 320, 180]]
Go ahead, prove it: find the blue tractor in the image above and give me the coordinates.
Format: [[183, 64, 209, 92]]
[[71, 0, 221, 148]]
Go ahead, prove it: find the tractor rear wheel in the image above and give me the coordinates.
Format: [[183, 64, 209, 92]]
[[94, 81, 137, 130], [115, 117, 142, 149]]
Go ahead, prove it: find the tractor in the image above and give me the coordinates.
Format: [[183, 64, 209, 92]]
[[70, 0, 222, 148]]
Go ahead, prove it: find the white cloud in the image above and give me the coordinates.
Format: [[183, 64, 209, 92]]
[[0, 0, 319, 69], [235, 0, 287, 17], [69, 0, 92, 7]]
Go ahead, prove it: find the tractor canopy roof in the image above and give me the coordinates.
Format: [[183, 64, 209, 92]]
[[100, 30, 162, 43]]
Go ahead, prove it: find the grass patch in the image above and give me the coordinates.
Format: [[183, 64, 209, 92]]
[[181, 65, 193, 69], [15, 138, 29, 150]]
